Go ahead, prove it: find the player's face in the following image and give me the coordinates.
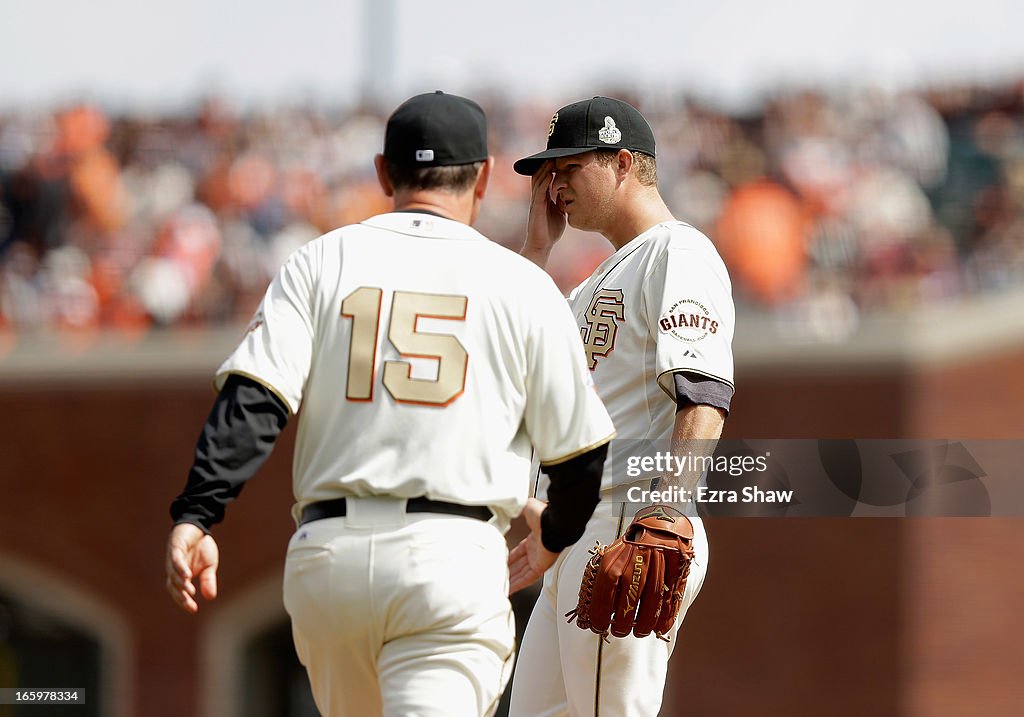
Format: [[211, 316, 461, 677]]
[[550, 152, 617, 232]]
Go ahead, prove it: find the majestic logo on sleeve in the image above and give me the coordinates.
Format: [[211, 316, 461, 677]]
[[581, 289, 625, 369], [659, 299, 719, 343]]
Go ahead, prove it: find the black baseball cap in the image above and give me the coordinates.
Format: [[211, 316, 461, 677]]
[[383, 90, 488, 167], [513, 96, 656, 176]]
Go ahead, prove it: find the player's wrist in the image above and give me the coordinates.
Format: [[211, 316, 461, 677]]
[[539, 505, 573, 553], [520, 240, 554, 268], [172, 517, 213, 537]]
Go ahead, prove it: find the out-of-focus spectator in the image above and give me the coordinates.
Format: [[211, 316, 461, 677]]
[[128, 204, 221, 326], [2, 81, 1024, 339], [715, 180, 808, 305]]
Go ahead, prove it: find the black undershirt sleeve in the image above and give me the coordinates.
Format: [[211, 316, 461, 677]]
[[674, 371, 734, 415], [169, 374, 289, 533], [539, 442, 609, 553]]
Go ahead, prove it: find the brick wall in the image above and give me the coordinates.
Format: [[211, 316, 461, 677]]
[[1, 340, 1022, 716]]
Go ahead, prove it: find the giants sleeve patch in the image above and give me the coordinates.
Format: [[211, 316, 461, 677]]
[[658, 299, 720, 343]]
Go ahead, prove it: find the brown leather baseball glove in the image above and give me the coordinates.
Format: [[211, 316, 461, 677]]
[[565, 504, 695, 640]]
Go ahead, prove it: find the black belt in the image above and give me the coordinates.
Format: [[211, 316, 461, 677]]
[[299, 497, 492, 526]]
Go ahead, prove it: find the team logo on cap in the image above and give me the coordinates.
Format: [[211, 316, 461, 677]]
[[598, 116, 621, 144], [548, 112, 559, 138]]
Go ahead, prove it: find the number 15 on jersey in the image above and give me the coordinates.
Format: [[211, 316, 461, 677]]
[[342, 287, 469, 407]]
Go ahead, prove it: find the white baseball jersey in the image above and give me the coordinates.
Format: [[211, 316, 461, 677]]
[[511, 220, 733, 717], [561, 220, 734, 490], [217, 212, 615, 529]]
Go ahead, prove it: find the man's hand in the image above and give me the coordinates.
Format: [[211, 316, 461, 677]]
[[165, 522, 220, 614], [521, 161, 566, 269], [508, 497, 560, 594]]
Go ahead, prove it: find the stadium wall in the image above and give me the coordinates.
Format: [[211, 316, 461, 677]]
[[0, 310, 1022, 716]]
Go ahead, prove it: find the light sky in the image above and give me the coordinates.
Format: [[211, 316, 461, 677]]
[[2, 0, 1023, 112]]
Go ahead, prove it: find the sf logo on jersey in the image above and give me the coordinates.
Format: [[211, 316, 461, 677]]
[[580, 289, 625, 369]]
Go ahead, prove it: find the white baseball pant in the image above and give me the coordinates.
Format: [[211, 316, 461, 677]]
[[284, 497, 515, 717], [508, 503, 709, 717]]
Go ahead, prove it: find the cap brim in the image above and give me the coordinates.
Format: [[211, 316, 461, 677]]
[[512, 146, 596, 176]]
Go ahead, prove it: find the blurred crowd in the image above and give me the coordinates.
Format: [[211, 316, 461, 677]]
[[1, 79, 1023, 340]]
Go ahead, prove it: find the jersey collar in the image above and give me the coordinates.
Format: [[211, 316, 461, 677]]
[[361, 212, 487, 241]]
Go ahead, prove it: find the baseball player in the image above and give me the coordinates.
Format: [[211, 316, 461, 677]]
[[507, 97, 736, 716], [164, 91, 616, 717]]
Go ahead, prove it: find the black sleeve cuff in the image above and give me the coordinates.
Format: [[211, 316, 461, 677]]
[[674, 372, 733, 415]]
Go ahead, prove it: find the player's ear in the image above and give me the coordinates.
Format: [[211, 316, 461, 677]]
[[468, 158, 494, 226], [615, 149, 634, 181], [473, 157, 495, 201], [374, 154, 394, 197]]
